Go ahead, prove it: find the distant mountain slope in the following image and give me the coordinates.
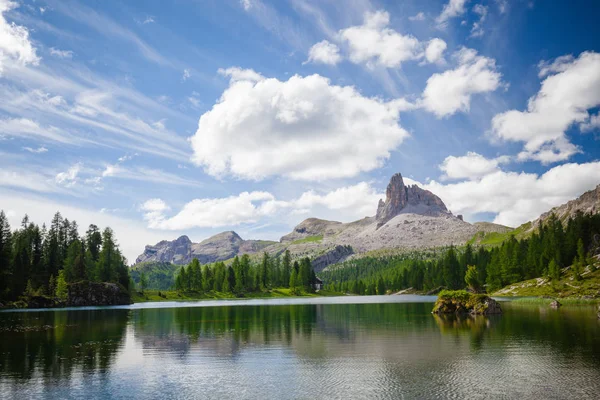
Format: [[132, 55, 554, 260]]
[[530, 184, 600, 229], [133, 172, 511, 269], [135, 232, 276, 265]]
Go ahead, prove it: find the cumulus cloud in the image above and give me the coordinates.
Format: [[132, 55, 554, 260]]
[[422, 47, 502, 117], [436, 0, 469, 28], [491, 51, 600, 164], [339, 10, 423, 68], [580, 112, 600, 133], [294, 182, 383, 218], [190, 69, 410, 181], [240, 0, 252, 11], [55, 163, 82, 187], [142, 192, 286, 230], [439, 152, 509, 180], [182, 68, 191, 80], [424, 38, 447, 64], [419, 161, 600, 227], [0, 0, 40, 75], [470, 4, 488, 38], [141, 182, 384, 230], [304, 40, 342, 65]]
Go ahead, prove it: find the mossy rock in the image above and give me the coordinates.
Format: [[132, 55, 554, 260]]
[[432, 290, 502, 315]]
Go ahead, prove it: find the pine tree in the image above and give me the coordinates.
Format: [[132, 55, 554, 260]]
[[465, 265, 481, 292], [289, 268, 298, 295], [0, 211, 13, 297], [282, 250, 291, 288], [55, 270, 68, 300]]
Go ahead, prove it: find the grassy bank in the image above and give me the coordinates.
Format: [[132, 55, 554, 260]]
[[493, 266, 600, 299], [505, 297, 599, 306], [131, 288, 343, 303]]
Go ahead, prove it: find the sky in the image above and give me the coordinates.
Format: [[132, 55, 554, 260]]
[[1, 0, 599, 263]]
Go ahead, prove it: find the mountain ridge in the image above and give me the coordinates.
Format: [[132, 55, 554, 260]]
[[134, 172, 514, 268]]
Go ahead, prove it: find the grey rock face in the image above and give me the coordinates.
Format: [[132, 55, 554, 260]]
[[311, 245, 354, 273], [376, 173, 449, 229], [135, 232, 275, 265]]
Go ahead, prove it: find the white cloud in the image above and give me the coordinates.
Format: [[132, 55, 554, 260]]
[[439, 152, 509, 180], [55, 163, 82, 187], [142, 182, 384, 231], [409, 12, 425, 21], [22, 146, 48, 153], [580, 112, 600, 132], [418, 161, 600, 227], [294, 182, 383, 218], [470, 4, 488, 38], [436, 0, 469, 28], [240, 0, 252, 11], [0, 168, 57, 193], [304, 40, 341, 65], [0, 0, 40, 75], [339, 10, 423, 68], [424, 38, 447, 64], [217, 66, 263, 82], [49, 47, 73, 59], [182, 68, 191, 80], [491, 51, 600, 164], [142, 192, 286, 230], [143, 16, 155, 24], [422, 47, 502, 117], [191, 69, 410, 181], [495, 0, 508, 13]]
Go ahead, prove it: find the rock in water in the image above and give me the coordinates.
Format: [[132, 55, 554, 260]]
[[67, 281, 132, 306], [432, 290, 502, 315], [550, 300, 561, 309], [376, 173, 449, 229]]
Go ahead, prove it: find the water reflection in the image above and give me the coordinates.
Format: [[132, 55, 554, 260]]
[[0, 301, 599, 399]]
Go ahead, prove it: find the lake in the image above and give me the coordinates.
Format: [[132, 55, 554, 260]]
[[1, 296, 599, 399]]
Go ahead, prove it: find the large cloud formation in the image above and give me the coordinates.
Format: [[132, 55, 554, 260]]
[[190, 68, 411, 181], [0, 0, 39, 75], [422, 47, 502, 117], [491, 51, 600, 164]]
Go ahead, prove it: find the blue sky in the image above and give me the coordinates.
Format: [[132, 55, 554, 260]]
[[1, 0, 599, 262]]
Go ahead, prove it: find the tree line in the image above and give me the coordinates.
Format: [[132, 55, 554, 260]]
[[320, 212, 600, 295], [167, 250, 319, 295], [0, 210, 130, 301]]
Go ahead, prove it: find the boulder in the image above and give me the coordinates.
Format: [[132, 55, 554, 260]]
[[432, 290, 502, 315], [27, 296, 65, 309], [550, 300, 561, 309], [67, 281, 132, 307]]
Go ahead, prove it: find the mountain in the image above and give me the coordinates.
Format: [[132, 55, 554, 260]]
[[135, 232, 276, 265], [530, 184, 600, 229], [134, 172, 511, 270]]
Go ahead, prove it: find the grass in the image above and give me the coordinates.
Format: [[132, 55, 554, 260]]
[[467, 222, 531, 247], [131, 287, 343, 303], [507, 297, 599, 306], [493, 265, 600, 299], [291, 235, 323, 245]]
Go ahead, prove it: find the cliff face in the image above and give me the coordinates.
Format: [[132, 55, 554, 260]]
[[530, 184, 600, 229], [376, 173, 449, 228], [135, 232, 276, 265]]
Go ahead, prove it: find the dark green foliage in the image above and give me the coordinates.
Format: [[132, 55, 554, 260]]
[[321, 212, 600, 295], [171, 253, 318, 297], [0, 210, 131, 302]]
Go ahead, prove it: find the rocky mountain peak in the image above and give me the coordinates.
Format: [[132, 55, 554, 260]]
[[376, 172, 449, 229]]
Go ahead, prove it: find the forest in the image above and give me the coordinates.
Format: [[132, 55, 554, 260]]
[[135, 251, 320, 296], [0, 210, 130, 302], [320, 212, 600, 295]]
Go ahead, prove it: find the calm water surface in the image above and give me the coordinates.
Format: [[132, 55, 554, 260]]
[[1, 296, 599, 399]]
